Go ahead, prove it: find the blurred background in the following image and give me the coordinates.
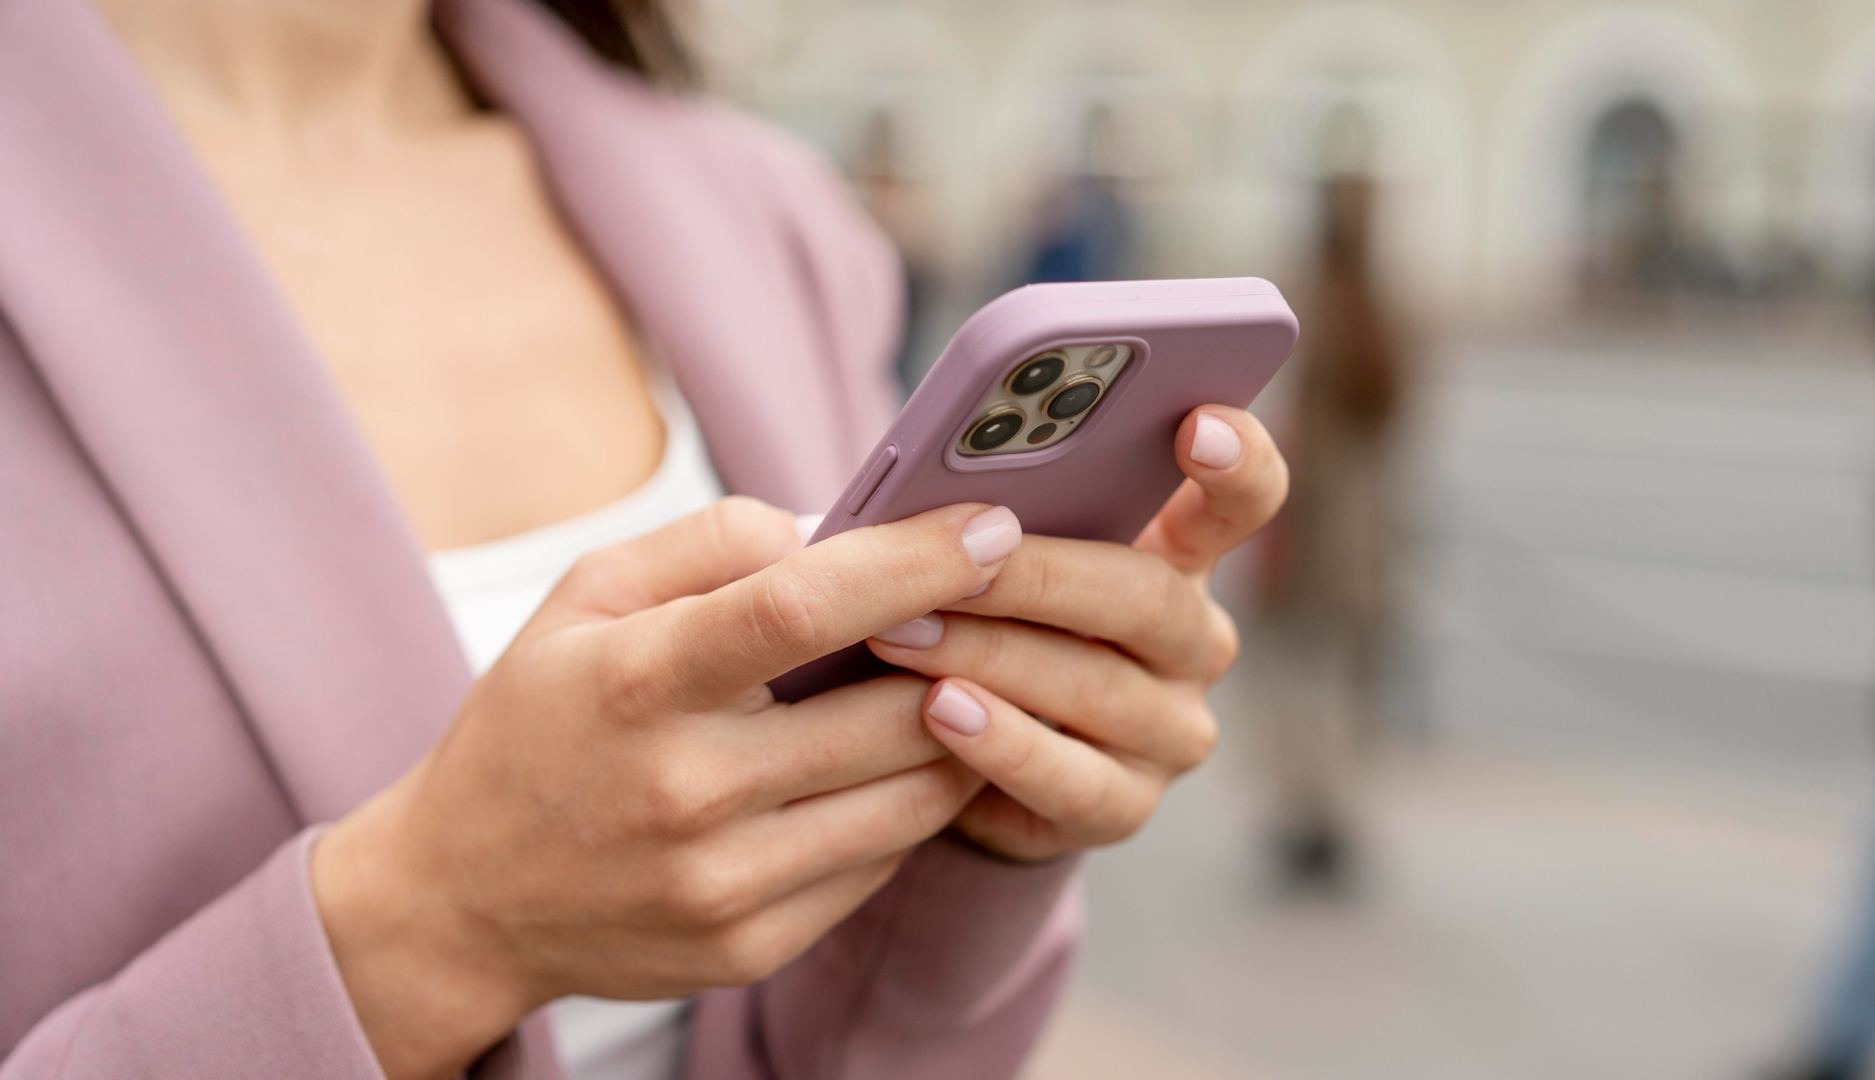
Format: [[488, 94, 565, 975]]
[[689, 2, 1875, 1076]]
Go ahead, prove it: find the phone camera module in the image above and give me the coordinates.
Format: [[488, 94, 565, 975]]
[[1044, 377, 1103, 421], [1008, 353, 1066, 396], [965, 410, 1025, 452]]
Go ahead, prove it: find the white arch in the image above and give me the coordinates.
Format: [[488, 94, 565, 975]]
[[968, 4, 1212, 276], [983, 3, 1207, 176], [770, 8, 975, 175], [1481, 6, 1759, 310], [1808, 21, 1875, 282], [1225, 4, 1474, 307], [686, 0, 781, 93]]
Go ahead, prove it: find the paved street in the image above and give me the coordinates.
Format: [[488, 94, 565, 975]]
[[1027, 337, 1875, 1080]]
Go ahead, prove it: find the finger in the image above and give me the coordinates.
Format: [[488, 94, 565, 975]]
[[627, 503, 1023, 709], [702, 852, 905, 987], [537, 497, 803, 631], [866, 614, 1216, 773], [703, 675, 949, 808], [1134, 407, 1289, 577], [952, 788, 1072, 863], [919, 678, 1155, 846], [733, 757, 982, 903], [942, 535, 1233, 680]]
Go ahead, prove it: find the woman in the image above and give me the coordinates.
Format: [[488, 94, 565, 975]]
[[0, 1, 1288, 1078], [1254, 171, 1408, 891]]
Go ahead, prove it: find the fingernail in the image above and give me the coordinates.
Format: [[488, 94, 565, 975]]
[[794, 513, 825, 546], [1190, 414, 1241, 470], [874, 613, 944, 649], [961, 506, 1021, 566], [928, 682, 988, 736]]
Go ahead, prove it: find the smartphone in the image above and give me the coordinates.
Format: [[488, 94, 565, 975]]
[[770, 276, 1299, 701]]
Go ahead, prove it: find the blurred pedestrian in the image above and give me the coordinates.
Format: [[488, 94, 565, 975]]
[[1768, 840, 1875, 1080], [1251, 170, 1410, 891], [1018, 102, 1137, 285], [853, 108, 940, 394]]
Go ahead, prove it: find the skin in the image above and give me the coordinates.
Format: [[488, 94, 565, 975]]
[[94, 2, 1291, 1079], [96, 0, 666, 549]]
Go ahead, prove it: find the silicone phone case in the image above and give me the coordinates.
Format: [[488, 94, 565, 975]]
[[770, 277, 1298, 700]]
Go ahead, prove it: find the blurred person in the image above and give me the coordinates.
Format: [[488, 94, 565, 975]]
[[0, 1, 1294, 1078], [1018, 101, 1138, 285], [1774, 611, 1875, 1080], [1252, 169, 1411, 891], [1771, 854, 1875, 1080], [852, 107, 940, 394]]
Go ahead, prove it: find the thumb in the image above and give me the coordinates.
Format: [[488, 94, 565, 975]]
[[533, 496, 806, 630], [1134, 407, 1289, 577]]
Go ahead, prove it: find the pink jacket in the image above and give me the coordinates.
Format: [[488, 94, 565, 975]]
[[0, 1, 1082, 1077]]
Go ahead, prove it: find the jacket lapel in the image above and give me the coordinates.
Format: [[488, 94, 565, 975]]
[[0, 0, 465, 824], [436, 0, 858, 512], [0, 0, 859, 825]]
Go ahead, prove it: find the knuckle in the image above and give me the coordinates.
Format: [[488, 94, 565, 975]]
[[639, 756, 733, 837], [1177, 703, 1220, 773], [994, 546, 1053, 615], [707, 918, 791, 987], [663, 851, 750, 927], [1109, 790, 1155, 843], [1087, 777, 1152, 844], [1059, 648, 1116, 724], [992, 725, 1043, 789], [747, 568, 835, 657], [1202, 603, 1242, 681], [1128, 564, 1183, 647], [562, 549, 613, 597], [710, 496, 794, 550], [1237, 415, 1281, 474], [594, 635, 661, 714], [945, 616, 1004, 674], [1058, 769, 1113, 831], [906, 765, 969, 837], [1240, 425, 1290, 517], [1024, 548, 1057, 610]]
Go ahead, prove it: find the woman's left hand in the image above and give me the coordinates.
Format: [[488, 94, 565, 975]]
[[865, 405, 1288, 861]]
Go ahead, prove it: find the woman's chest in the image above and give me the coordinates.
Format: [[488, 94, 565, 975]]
[[196, 123, 667, 548]]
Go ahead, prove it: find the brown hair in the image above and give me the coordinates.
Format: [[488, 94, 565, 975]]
[[533, 0, 694, 87]]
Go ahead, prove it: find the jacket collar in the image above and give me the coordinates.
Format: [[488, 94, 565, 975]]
[[0, 0, 847, 822]]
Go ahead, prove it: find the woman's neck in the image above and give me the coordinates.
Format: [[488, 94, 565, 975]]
[[93, 0, 474, 154]]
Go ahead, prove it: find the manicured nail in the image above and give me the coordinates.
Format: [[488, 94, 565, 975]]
[[928, 682, 988, 736], [794, 513, 825, 546], [961, 506, 1021, 566], [874, 613, 944, 649], [1190, 414, 1241, 470]]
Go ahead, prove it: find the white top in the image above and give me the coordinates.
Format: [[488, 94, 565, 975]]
[[426, 382, 724, 1080]]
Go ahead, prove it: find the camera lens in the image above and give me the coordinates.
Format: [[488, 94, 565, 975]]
[[1044, 378, 1103, 420], [965, 410, 1024, 452], [1008, 353, 1066, 396]]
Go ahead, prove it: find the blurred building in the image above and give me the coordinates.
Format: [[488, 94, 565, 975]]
[[690, 0, 1875, 335], [678, 6, 1875, 1077]]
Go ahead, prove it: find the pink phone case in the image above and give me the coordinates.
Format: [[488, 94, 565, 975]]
[[770, 277, 1299, 700]]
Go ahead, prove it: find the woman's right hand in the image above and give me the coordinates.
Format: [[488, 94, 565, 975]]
[[310, 497, 1024, 1080]]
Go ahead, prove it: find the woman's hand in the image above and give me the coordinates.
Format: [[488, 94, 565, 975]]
[[866, 407, 1287, 861], [311, 497, 1024, 1080]]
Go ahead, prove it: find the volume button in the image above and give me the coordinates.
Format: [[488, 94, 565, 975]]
[[844, 445, 899, 515]]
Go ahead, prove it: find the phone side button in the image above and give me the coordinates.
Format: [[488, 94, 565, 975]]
[[844, 445, 899, 515]]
